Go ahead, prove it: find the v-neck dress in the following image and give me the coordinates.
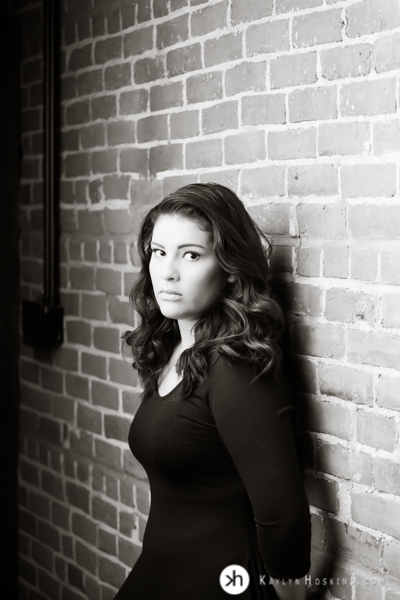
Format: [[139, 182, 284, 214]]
[[114, 353, 311, 599]]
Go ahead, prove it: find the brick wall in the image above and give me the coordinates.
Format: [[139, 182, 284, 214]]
[[18, 0, 400, 599]]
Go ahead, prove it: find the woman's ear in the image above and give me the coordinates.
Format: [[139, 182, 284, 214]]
[[227, 274, 236, 283]]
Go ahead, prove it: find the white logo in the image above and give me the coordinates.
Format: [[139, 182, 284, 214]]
[[220, 565, 250, 595]]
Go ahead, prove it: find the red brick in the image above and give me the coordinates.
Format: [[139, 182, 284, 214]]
[[319, 363, 373, 406], [191, 1, 227, 36], [109, 358, 136, 386], [104, 208, 133, 235], [199, 170, 239, 192], [42, 471, 65, 501], [293, 9, 342, 48], [95, 439, 122, 472], [166, 43, 202, 77], [202, 101, 238, 135], [186, 139, 223, 169], [187, 71, 222, 104], [276, 0, 321, 12], [271, 52, 317, 89], [296, 247, 321, 277], [347, 0, 400, 38], [162, 174, 198, 197], [241, 94, 286, 126], [304, 473, 339, 514], [77, 211, 103, 236], [225, 130, 265, 165], [123, 26, 153, 57], [349, 205, 400, 238], [226, 62, 266, 96], [247, 20, 289, 57], [98, 556, 126, 588], [92, 496, 117, 529], [72, 514, 97, 547], [118, 538, 141, 568], [154, 0, 168, 17], [80, 124, 106, 149], [316, 443, 372, 485], [289, 86, 337, 122], [326, 289, 375, 326], [66, 320, 91, 346], [92, 381, 119, 411], [248, 203, 290, 236], [382, 250, 400, 284], [66, 100, 90, 126], [352, 491, 400, 539], [70, 266, 95, 290], [103, 175, 130, 200], [350, 247, 377, 282], [374, 458, 400, 496], [92, 95, 117, 120], [108, 296, 135, 326], [377, 375, 400, 412], [170, 110, 199, 139], [77, 69, 103, 96], [289, 164, 338, 196], [297, 202, 345, 238], [301, 395, 351, 440], [95, 269, 121, 295], [99, 529, 117, 556], [93, 327, 121, 354], [123, 449, 147, 479], [382, 293, 400, 328], [120, 148, 148, 175], [134, 56, 165, 84], [322, 44, 372, 81], [374, 32, 400, 74], [328, 520, 380, 571], [290, 282, 322, 317], [204, 32, 242, 68], [323, 245, 349, 278], [104, 414, 131, 441], [231, 0, 272, 24], [357, 410, 396, 452], [348, 329, 400, 370], [81, 353, 107, 379], [240, 166, 286, 198], [119, 89, 148, 115], [68, 44, 92, 71], [293, 322, 345, 359], [92, 150, 118, 174], [341, 78, 396, 117], [319, 122, 370, 156], [150, 143, 183, 174], [150, 82, 183, 111], [70, 428, 94, 459], [157, 14, 188, 49], [32, 540, 53, 570], [107, 121, 135, 145], [343, 164, 396, 198], [137, 114, 168, 143], [105, 63, 131, 90], [66, 373, 89, 400], [65, 153, 91, 177], [269, 127, 316, 160]]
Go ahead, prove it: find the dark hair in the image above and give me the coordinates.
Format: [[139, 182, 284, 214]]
[[123, 182, 284, 400]]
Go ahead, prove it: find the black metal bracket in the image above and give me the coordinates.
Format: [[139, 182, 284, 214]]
[[22, 0, 63, 347]]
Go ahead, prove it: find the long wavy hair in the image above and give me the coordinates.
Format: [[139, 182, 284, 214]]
[[123, 183, 285, 400]]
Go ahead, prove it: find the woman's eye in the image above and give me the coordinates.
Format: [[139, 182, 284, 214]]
[[151, 248, 165, 257], [184, 251, 200, 261]]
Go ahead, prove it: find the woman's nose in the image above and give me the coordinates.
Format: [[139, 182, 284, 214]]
[[160, 258, 179, 280]]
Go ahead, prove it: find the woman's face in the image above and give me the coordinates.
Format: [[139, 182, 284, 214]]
[[149, 214, 228, 322]]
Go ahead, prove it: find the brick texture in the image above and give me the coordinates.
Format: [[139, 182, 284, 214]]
[[17, 0, 400, 599]]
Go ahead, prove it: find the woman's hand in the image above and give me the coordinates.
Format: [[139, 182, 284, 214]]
[[271, 575, 308, 600]]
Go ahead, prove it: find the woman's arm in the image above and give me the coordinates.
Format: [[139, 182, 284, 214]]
[[272, 576, 308, 600], [208, 356, 311, 586]]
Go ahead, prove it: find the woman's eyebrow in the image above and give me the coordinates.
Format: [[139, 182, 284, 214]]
[[151, 242, 206, 249]]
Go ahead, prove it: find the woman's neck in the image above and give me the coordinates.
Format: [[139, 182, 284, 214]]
[[177, 319, 197, 351]]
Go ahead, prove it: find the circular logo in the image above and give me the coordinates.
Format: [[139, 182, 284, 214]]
[[219, 565, 250, 595]]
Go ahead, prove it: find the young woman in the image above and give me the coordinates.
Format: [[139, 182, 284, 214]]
[[116, 183, 311, 600]]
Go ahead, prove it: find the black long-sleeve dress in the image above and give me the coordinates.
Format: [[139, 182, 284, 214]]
[[114, 353, 311, 599]]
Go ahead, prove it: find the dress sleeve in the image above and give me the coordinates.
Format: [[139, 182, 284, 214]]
[[208, 355, 311, 580]]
